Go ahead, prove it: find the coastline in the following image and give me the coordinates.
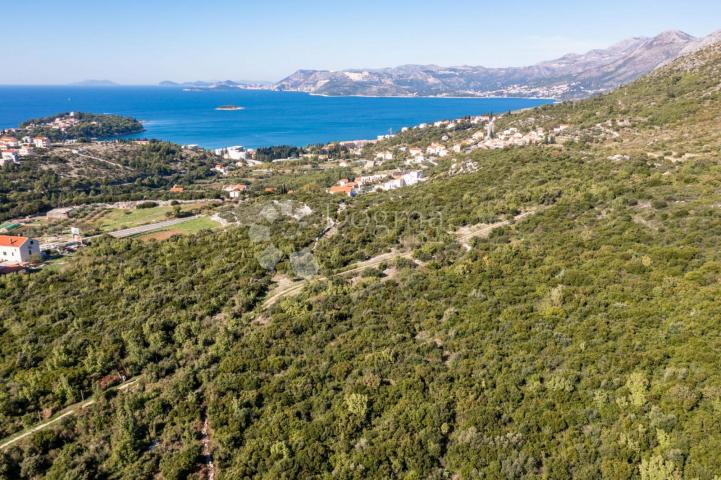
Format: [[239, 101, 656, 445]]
[[307, 92, 556, 101], [0, 86, 552, 149]]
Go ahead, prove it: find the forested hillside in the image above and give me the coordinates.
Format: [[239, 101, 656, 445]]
[[0, 141, 217, 221], [2, 41, 721, 479]]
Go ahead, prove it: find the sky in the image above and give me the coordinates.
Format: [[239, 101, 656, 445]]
[[3, 0, 721, 85]]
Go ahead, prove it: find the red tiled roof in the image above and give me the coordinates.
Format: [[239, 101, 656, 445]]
[[0, 235, 29, 248], [328, 185, 354, 194]]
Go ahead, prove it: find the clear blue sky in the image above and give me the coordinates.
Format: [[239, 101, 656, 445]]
[[4, 0, 721, 85]]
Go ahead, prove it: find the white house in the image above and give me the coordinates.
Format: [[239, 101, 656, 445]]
[[401, 171, 423, 186], [218, 146, 247, 161], [0, 136, 19, 148], [0, 235, 40, 264], [33, 136, 50, 148], [426, 143, 448, 157], [1, 150, 17, 163], [379, 178, 404, 191], [223, 184, 247, 199]]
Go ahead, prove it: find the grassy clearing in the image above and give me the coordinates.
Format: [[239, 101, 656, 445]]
[[135, 216, 220, 241], [95, 203, 205, 232]]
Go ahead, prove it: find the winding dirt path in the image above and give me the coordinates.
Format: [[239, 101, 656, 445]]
[[0, 377, 141, 450], [262, 210, 539, 310], [200, 414, 215, 480], [455, 210, 538, 250]]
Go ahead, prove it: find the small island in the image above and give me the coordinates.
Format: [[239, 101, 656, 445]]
[[215, 105, 244, 111], [19, 112, 144, 141]]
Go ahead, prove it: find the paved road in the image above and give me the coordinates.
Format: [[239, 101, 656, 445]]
[[107, 215, 201, 239], [0, 377, 140, 451]]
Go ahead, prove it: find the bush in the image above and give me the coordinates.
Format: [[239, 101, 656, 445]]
[[136, 201, 159, 209]]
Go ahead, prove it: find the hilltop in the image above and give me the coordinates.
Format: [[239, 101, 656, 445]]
[[2, 38, 721, 479]]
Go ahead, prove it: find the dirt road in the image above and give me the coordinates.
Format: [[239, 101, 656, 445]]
[[0, 377, 141, 450], [455, 210, 537, 250]]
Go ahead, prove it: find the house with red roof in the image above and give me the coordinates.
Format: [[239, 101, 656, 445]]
[[0, 136, 19, 148], [0, 235, 40, 264], [328, 184, 356, 197]]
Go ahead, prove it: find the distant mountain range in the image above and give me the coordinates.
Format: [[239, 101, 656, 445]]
[[158, 80, 272, 90], [273, 30, 721, 100], [70, 80, 119, 87]]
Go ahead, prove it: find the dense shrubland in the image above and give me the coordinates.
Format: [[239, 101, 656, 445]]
[[2, 41, 721, 479]]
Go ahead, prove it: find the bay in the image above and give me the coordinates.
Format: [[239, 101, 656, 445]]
[[0, 86, 552, 149]]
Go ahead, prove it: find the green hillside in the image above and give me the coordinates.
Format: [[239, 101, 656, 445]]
[[2, 42, 721, 479], [0, 141, 217, 221]]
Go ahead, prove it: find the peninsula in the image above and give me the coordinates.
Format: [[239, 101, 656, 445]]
[[16, 112, 144, 141]]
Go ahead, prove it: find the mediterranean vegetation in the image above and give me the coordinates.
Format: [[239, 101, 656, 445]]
[[0, 141, 218, 221], [19, 113, 144, 141], [2, 41, 721, 479]]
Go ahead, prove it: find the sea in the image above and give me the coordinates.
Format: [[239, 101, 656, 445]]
[[0, 86, 553, 149]]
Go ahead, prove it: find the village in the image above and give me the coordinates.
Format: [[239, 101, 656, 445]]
[[0, 111, 144, 165], [0, 134, 50, 165], [1, 109, 586, 275], [20, 111, 83, 131]]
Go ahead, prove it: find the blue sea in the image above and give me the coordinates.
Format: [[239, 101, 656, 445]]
[[0, 86, 552, 149]]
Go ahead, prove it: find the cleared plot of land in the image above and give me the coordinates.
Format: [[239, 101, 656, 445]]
[[139, 230, 184, 242], [109, 216, 213, 239], [136, 216, 221, 241], [97, 203, 205, 232]]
